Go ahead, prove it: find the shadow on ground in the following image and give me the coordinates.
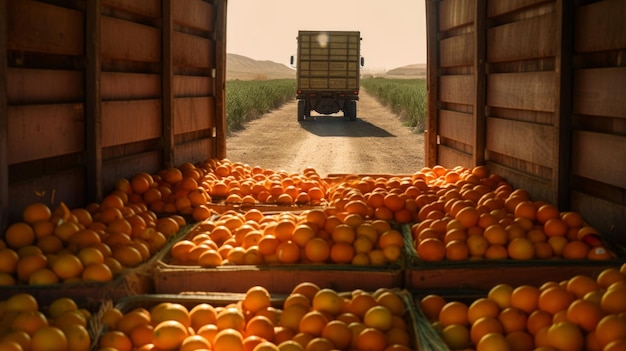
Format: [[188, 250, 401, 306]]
[[299, 115, 395, 137]]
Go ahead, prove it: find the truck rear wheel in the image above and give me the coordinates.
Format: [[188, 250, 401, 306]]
[[346, 101, 357, 121], [297, 100, 305, 121]]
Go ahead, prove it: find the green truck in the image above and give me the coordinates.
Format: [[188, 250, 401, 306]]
[[291, 31, 364, 121]]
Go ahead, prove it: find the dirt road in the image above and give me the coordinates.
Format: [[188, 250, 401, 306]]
[[225, 89, 425, 177]]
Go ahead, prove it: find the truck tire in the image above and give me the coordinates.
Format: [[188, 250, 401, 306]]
[[348, 101, 357, 121], [297, 100, 305, 121]]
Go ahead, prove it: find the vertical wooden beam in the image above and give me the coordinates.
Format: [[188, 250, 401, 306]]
[[162, 0, 174, 167], [214, 0, 227, 159], [85, 0, 102, 202], [0, 0, 8, 230], [555, 0, 574, 208], [473, 0, 487, 167], [425, 0, 439, 167]]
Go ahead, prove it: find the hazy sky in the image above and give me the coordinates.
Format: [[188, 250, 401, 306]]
[[226, 0, 427, 72]]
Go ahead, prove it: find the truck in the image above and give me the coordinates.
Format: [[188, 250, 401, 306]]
[[291, 31, 364, 121]]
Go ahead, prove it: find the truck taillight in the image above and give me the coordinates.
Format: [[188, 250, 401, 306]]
[[297, 90, 302, 94], [353, 91, 359, 95]]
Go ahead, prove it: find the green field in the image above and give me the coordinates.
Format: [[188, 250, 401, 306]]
[[225, 78, 427, 133]]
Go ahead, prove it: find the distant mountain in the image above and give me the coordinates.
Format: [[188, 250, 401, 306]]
[[227, 53, 295, 80], [386, 63, 427, 77]]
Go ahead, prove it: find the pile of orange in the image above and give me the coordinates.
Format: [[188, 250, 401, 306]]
[[167, 207, 405, 266], [419, 264, 626, 351], [0, 191, 184, 286], [407, 165, 617, 262], [98, 282, 413, 351], [0, 294, 92, 351]]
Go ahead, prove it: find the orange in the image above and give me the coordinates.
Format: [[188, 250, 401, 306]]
[[536, 204, 560, 224], [526, 309, 552, 335], [547, 235, 568, 256], [483, 224, 507, 245], [213, 328, 245, 351], [566, 298, 604, 332], [467, 234, 489, 257], [416, 238, 445, 262], [304, 238, 330, 263], [274, 220, 296, 242], [470, 316, 504, 345], [375, 291, 406, 316], [514, 201, 537, 221], [467, 298, 500, 324], [510, 285, 540, 314], [597, 268, 625, 288], [566, 274, 600, 299], [11, 310, 48, 335], [498, 307, 527, 333], [0, 248, 19, 273], [180, 335, 211, 351], [331, 224, 356, 244], [378, 230, 404, 249], [455, 206, 479, 228], [419, 294, 446, 322], [475, 332, 508, 351], [279, 304, 309, 332], [546, 321, 584, 351], [51, 254, 84, 280], [243, 286, 271, 314], [116, 309, 151, 335], [277, 340, 303, 351], [276, 240, 300, 264], [506, 237, 534, 260], [356, 327, 387, 351], [31, 326, 68, 351], [23, 203, 53, 224], [292, 224, 316, 247], [484, 244, 509, 260], [561, 240, 590, 259], [441, 324, 471, 350], [299, 310, 328, 337], [438, 301, 469, 327], [600, 285, 626, 314], [284, 293, 311, 310], [329, 242, 354, 264], [595, 315, 626, 349], [151, 302, 191, 329], [2, 331, 32, 351], [5, 223, 36, 249], [543, 218, 568, 237], [488, 283, 513, 309], [312, 288, 343, 316], [16, 253, 48, 282], [189, 303, 217, 331], [363, 305, 393, 331], [98, 330, 132, 351], [321, 320, 351, 350], [245, 315, 275, 341], [444, 240, 469, 261], [100, 308, 124, 330], [538, 286, 575, 315], [258, 235, 279, 256], [153, 320, 189, 350], [347, 293, 377, 319], [604, 339, 626, 351], [48, 297, 78, 319]]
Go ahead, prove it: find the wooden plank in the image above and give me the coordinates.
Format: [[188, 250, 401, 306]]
[[101, 100, 161, 147], [486, 117, 554, 168], [175, 138, 214, 167], [7, 104, 84, 164], [173, 76, 213, 97], [173, 97, 214, 134], [6, 0, 83, 55], [86, 0, 102, 203], [439, 110, 474, 145], [101, 73, 160, 100], [439, 0, 475, 32], [102, 0, 160, 18], [7, 69, 83, 104], [488, 162, 555, 204], [440, 75, 475, 105], [425, 0, 439, 167], [101, 16, 160, 62], [488, 0, 549, 17], [487, 13, 556, 62], [102, 151, 160, 192], [572, 131, 626, 189], [438, 145, 473, 170], [0, 0, 8, 231], [163, 0, 174, 168], [576, 0, 626, 53], [571, 191, 626, 245], [474, 0, 487, 166], [487, 72, 556, 112], [440, 34, 474, 68], [573, 68, 626, 119], [172, 0, 213, 31], [213, 0, 227, 159], [173, 32, 213, 68]]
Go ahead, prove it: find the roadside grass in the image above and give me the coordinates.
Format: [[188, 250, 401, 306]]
[[361, 77, 427, 133], [226, 79, 296, 133]]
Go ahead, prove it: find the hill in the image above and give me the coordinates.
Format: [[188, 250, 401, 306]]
[[385, 63, 427, 78], [227, 53, 295, 80]]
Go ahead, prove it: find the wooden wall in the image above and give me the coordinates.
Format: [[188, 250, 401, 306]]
[[0, 0, 226, 229], [426, 0, 626, 244]]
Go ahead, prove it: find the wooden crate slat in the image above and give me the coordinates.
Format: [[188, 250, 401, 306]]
[[172, 0, 214, 32], [101, 16, 160, 63], [102, 151, 161, 191], [572, 131, 626, 189], [573, 68, 626, 119], [488, 162, 554, 203], [174, 138, 214, 167], [101, 100, 161, 147], [439, 0, 475, 32], [486, 117, 554, 168], [439, 110, 474, 145], [488, 0, 549, 18], [7, 104, 84, 164], [487, 72, 556, 112], [102, 0, 160, 18], [440, 75, 475, 105], [173, 76, 213, 97], [7, 0, 83, 55], [101, 72, 160, 100], [173, 32, 213, 68], [440, 33, 474, 68], [7, 69, 83, 104], [174, 97, 214, 134], [576, 0, 626, 53], [571, 191, 626, 243], [438, 145, 473, 169], [487, 13, 556, 62]]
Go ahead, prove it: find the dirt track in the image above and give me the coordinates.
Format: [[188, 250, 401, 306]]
[[226, 89, 425, 177]]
